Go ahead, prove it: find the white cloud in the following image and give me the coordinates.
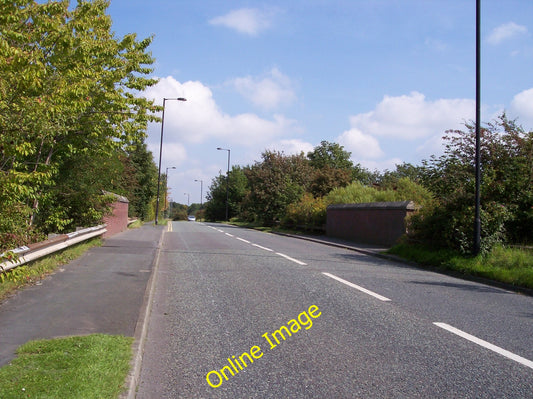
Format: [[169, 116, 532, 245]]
[[333, 92, 478, 171], [142, 76, 299, 148], [510, 87, 533, 129], [358, 158, 404, 173], [147, 142, 187, 172], [487, 22, 528, 45], [349, 92, 474, 140], [209, 8, 275, 36], [337, 128, 384, 159], [227, 67, 296, 110], [266, 139, 314, 155]]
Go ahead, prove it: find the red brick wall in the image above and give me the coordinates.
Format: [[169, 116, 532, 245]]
[[103, 201, 129, 238], [326, 201, 415, 246]]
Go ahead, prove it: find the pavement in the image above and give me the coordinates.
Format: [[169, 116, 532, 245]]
[[0, 223, 164, 370]]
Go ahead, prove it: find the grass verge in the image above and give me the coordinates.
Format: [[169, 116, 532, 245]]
[[388, 243, 533, 290], [0, 238, 102, 302], [0, 334, 133, 399], [127, 219, 143, 229]]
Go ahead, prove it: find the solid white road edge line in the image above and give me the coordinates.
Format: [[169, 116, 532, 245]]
[[322, 272, 391, 302], [275, 252, 307, 265], [433, 322, 533, 370]]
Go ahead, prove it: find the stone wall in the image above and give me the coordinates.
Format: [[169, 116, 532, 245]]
[[326, 201, 415, 246]]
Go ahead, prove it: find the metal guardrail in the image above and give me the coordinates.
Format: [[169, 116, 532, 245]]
[[0, 224, 107, 273]]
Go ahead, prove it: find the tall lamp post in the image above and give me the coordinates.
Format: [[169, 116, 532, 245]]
[[473, 0, 481, 255], [217, 147, 231, 221], [195, 179, 203, 206], [184, 192, 190, 207], [155, 97, 186, 225], [165, 166, 176, 218]]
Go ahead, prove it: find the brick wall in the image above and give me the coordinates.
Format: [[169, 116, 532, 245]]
[[326, 201, 415, 246], [102, 193, 129, 238]]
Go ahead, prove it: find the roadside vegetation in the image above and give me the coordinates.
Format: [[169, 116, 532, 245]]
[[388, 243, 533, 290], [0, 0, 163, 254], [0, 334, 133, 399], [204, 118, 532, 290]]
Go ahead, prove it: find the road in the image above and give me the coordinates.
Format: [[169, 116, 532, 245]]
[[136, 221, 533, 398]]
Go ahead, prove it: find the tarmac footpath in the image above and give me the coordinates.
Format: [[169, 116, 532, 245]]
[[0, 223, 164, 369]]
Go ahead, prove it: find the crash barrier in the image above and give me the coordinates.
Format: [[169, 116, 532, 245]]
[[0, 224, 107, 273], [326, 201, 416, 246]]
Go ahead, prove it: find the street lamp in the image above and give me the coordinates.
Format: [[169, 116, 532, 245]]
[[165, 166, 176, 217], [473, 0, 481, 255], [155, 97, 186, 225], [217, 147, 231, 221], [195, 179, 203, 206], [184, 192, 190, 207]]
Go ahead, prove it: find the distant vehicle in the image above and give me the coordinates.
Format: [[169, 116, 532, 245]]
[[187, 215, 196, 221]]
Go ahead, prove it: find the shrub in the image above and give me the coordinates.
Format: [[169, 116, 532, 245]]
[[282, 193, 326, 229]]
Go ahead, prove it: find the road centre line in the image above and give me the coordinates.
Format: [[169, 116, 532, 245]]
[[275, 252, 307, 265], [433, 322, 533, 370], [207, 224, 305, 265], [322, 272, 391, 302], [252, 243, 274, 252]]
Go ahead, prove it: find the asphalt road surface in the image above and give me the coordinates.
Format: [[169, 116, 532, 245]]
[[136, 221, 533, 398]]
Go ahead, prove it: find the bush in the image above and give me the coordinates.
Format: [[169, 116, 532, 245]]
[[0, 203, 43, 252], [326, 178, 433, 209], [406, 199, 511, 254], [282, 193, 326, 229]]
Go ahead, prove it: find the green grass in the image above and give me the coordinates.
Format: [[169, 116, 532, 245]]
[[0, 334, 133, 399], [0, 238, 101, 302], [127, 219, 143, 229], [388, 243, 533, 290]]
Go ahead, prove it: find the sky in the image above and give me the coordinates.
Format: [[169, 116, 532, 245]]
[[105, 0, 533, 205]]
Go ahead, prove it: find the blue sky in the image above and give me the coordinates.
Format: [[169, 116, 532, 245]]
[[106, 0, 533, 205]]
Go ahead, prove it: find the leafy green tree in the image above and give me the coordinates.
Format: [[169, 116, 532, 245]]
[[244, 151, 313, 225], [205, 166, 249, 221], [113, 142, 158, 220], [170, 203, 188, 221], [0, 0, 159, 236], [350, 163, 381, 186], [307, 141, 353, 197], [309, 165, 352, 198], [379, 162, 425, 188], [413, 114, 532, 252], [307, 140, 354, 170]]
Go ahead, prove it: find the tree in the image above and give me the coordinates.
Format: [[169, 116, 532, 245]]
[[307, 141, 353, 197], [205, 166, 249, 221], [117, 142, 158, 220], [412, 114, 533, 252], [0, 0, 159, 236], [244, 151, 313, 225], [379, 162, 425, 188]]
